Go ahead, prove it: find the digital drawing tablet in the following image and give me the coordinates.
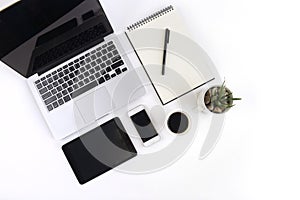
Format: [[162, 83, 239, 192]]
[[62, 118, 137, 184]]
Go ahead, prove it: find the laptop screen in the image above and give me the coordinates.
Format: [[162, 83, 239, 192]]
[[0, 0, 113, 78]]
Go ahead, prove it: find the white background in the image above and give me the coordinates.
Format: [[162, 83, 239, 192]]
[[1, 0, 300, 199]]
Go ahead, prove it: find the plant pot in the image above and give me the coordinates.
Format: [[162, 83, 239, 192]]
[[204, 86, 233, 114]]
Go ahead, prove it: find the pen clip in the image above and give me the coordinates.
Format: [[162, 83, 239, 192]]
[[165, 28, 170, 44]]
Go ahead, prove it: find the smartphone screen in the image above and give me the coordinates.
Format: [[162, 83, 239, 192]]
[[130, 109, 159, 144]]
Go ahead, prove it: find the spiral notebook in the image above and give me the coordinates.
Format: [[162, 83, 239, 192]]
[[126, 6, 210, 105]]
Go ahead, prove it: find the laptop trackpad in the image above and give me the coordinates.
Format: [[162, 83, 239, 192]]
[[75, 87, 113, 124]]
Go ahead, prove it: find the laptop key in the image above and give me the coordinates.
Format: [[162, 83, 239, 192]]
[[39, 87, 48, 95], [47, 85, 53, 90], [91, 61, 96, 67], [58, 78, 64, 84], [62, 83, 68, 89], [89, 75, 95, 81], [96, 58, 101, 64], [63, 95, 71, 103], [95, 66, 101, 71], [36, 83, 43, 89], [107, 53, 113, 58], [63, 76, 69, 81], [47, 105, 53, 111], [111, 60, 124, 69], [53, 81, 58, 87], [79, 74, 84, 80], [56, 92, 63, 99], [89, 68, 95, 74], [62, 90, 68, 96], [100, 63, 106, 69], [69, 66, 75, 72], [106, 67, 112, 73], [64, 69, 69, 74], [73, 77, 79, 83], [42, 81, 48, 86], [91, 55, 96, 60], [84, 71, 90, 77], [51, 89, 57, 95], [45, 96, 57, 105], [71, 81, 98, 99], [112, 56, 121, 63], [86, 64, 92, 70], [84, 78, 89, 84], [115, 68, 122, 75], [78, 81, 84, 87], [112, 50, 119, 56], [101, 55, 108, 61], [80, 61, 85, 66], [73, 84, 79, 90], [75, 63, 80, 69], [98, 77, 105, 84], [101, 49, 108, 55], [58, 99, 64, 106], [53, 75, 59, 80], [100, 70, 106, 75], [80, 67, 85, 73], [107, 45, 116, 51], [67, 87, 73, 93], [122, 68, 128, 72], [48, 78, 53, 83], [42, 92, 51, 100], [95, 72, 101, 78], [53, 102, 59, 108], [104, 74, 110, 81], [57, 86, 63, 92], [96, 52, 102, 57], [85, 57, 91, 63]]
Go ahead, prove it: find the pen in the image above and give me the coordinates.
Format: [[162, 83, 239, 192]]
[[162, 28, 170, 76]]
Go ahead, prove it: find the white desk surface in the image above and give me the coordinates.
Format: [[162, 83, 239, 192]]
[[1, 0, 300, 199]]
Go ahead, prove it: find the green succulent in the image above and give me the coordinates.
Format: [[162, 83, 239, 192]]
[[204, 81, 241, 114]]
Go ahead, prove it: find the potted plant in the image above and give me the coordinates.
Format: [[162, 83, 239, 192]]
[[201, 81, 241, 114]]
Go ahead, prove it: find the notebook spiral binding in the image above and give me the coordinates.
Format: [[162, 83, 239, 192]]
[[127, 5, 174, 31]]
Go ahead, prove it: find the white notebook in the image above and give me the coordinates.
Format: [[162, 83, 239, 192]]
[[126, 6, 214, 104]]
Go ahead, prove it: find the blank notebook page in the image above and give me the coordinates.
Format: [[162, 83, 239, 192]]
[[126, 6, 212, 104]]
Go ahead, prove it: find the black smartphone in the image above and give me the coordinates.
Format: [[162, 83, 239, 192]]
[[129, 106, 160, 146]]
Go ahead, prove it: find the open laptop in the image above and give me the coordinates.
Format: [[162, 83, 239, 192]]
[[0, 0, 146, 140]]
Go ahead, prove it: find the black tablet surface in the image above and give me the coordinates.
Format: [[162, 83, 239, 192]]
[[62, 118, 137, 184]]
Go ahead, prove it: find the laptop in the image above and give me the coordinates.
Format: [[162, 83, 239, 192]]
[[0, 0, 146, 140]]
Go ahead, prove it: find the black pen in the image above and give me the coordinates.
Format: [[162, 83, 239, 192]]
[[162, 28, 170, 76]]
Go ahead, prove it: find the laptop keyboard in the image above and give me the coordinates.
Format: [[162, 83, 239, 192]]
[[33, 23, 106, 70], [34, 41, 128, 112]]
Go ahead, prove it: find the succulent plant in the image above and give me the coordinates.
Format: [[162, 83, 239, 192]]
[[204, 81, 241, 114]]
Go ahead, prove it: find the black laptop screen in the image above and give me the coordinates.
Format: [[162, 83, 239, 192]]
[[0, 0, 113, 78]]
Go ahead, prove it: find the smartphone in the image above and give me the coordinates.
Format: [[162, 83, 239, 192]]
[[129, 106, 160, 147]]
